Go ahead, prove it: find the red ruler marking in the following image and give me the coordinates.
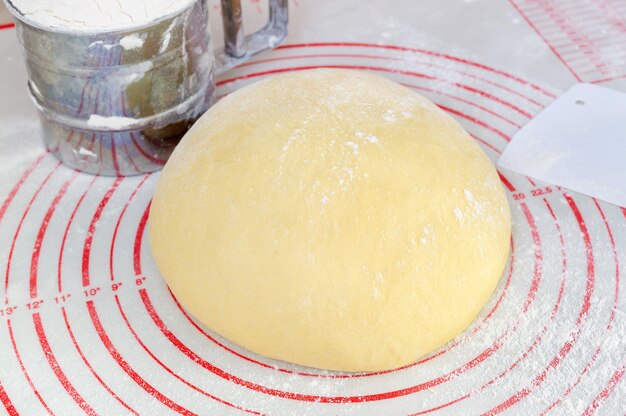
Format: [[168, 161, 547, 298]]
[[30, 173, 78, 299], [581, 359, 626, 416], [110, 175, 151, 282], [0, 153, 46, 228], [87, 300, 197, 415], [539, 347, 602, 415], [61, 308, 140, 416], [0, 382, 18, 416], [483, 194, 596, 415], [4, 162, 61, 303], [509, 0, 626, 83], [133, 202, 151, 276], [592, 200, 620, 331], [81, 178, 123, 287], [275, 43, 557, 98], [114, 295, 266, 415], [520, 203, 542, 313], [7, 320, 54, 415], [57, 176, 98, 293], [220, 64, 533, 119], [238, 53, 546, 108], [0, 23, 14, 30], [32, 313, 98, 415]]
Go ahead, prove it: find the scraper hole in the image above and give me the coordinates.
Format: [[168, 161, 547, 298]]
[[575, 99, 585, 105]]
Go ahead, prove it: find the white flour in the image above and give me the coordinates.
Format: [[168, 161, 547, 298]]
[[7, 0, 193, 32]]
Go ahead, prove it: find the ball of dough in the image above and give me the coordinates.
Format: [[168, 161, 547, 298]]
[[149, 69, 511, 372]]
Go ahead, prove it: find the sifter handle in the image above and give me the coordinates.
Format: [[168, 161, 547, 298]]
[[215, 0, 288, 74]]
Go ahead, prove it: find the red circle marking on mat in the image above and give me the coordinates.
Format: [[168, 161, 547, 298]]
[[57, 176, 98, 292], [581, 358, 626, 416], [274, 43, 557, 99], [482, 194, 597, 415], [218, 64, 533, 119], [3, 160, 59, 302], [30, 172, 79, 299], [539, 199, 622, 414], [237, 52, 547, 109], [55, 177, 146, 414], [23, 170, 101, 414], [110, 175, 152, 282], [7, 320, 54, 415], [81, 177, 123, 287], [62, 308, 140, 416], [0, 153, 46, 301], [87, 300, 197, 415], [32, 313, 97, 415], [114, 295, 267, 416], [0, 382, 18, 416]]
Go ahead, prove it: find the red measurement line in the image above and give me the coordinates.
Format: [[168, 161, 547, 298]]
[[540, 197, 621, 415], [114, 296, 266, 415], [7, 320, 54, 415], [81, 178, 123, 287], [438, 104, 510, 142], [498, 172, 516, 193], [86, 301, 197, 415], [554, 32, 623, 50], [220, 64, 533, 119], [32, 313, 98, 415], [593, 200, 620, 331], [110, 175, 151, 281], [0, 382, 18, 416], [539, 348, 602, 416], [133, 202, 151, 276], [581, 359, 626, 416], [0, 153, 46, 227], [509, 0, 582, 81], [4, 162, 61, 303], [402, 83, 522, 128], [0, 23, 14, 30], [62, 308, 140, 416], [538, 15, 609, 37], [241, 53, 546, 108], [30, 172, 78, 299], [521, 203, 541, 313], [57, 176, 98, 293], [590, 72, 626, 84], [276, 42, 557, 98], [0, 154, 45, 300], [483, 194, 595, 415]]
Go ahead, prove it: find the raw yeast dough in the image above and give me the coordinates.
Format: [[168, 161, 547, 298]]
[[149, 69, 511, 372]]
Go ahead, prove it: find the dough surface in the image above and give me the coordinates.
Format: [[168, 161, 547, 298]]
[[149, 69, 511, 372]]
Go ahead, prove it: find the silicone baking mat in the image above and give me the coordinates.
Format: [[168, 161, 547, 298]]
[[0, 1, 624, 415]]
